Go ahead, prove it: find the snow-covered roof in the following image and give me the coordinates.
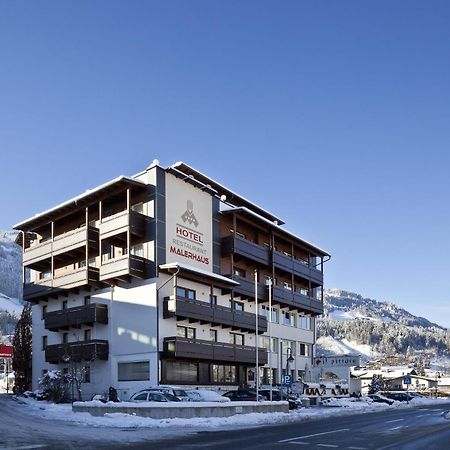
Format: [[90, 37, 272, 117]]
[[169, 161, 285, 225], [221, 205, 330, 257], [14, 176, 146, 231], [159, 262, 239, 286]]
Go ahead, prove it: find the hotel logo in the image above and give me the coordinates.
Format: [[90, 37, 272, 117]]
[[181, 200, 199, 227]]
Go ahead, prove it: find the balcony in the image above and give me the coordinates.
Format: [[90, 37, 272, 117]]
[[45, 339, 109, 364], [272, 285, 323, 315], [44, 303, 108, 332], [99, 210, 153, 242], [273, 251, 323, 285], [163, 296, 267, 333], [163, 337, 268, 365], [23, 226, 99, 268], [226, 275, 267, 301], [99, 255, 152, 281], [23, 267, 100, 302], [221, 235, 270, 266]]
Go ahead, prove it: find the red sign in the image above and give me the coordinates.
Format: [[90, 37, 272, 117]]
[[0, 345, 13, 358]]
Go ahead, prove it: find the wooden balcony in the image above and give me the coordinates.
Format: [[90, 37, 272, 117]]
[[221, 235, 270, 266], [163, 337, 268, 365], [226, 275, 267, 301], [272, 285, 323, 315], [273, 251, 323, 285], [23, 226, 99, 268], [99, 211, 152, 242], [23, 267, 100, 302], [163, 296, 267, 333], [44, 303, 108, 332], [45, 339, 109, 364], [99, 255, 152, 281]]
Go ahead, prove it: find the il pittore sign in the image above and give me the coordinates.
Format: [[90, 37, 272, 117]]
[[314, 356, 360, 367]]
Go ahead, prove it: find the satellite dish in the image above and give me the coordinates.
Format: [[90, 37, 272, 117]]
[[220, 195, 227, 202]]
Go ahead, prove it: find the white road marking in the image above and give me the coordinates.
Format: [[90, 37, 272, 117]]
[[317, 445, 339, 448], [14, 446, 47, 450], [416, 414, 430, 418], [279, 429, 350, 443], [348, 447, 368, 449], [385, 418, 404, 424], [388, 426, 405, 431]]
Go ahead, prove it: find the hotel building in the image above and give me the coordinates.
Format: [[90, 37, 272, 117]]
[[14, 160, 329, 400]]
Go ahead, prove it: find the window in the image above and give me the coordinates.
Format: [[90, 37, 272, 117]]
[[42, 336, 47, 351], [260, 305, 269, 319], [230, 333, 244, 346], [282, 310, 296, 327], [283, 281, 292, 291], [133, 393, 148, 401], [131, 202, 144, 214], [233, 267, 246, 278], [298, 316, 311, 330], [62, 300, 68, 310], [177, 325, 196, 339], [62, 333, 68, 344], [131, 244, 144, 257], [270, 337, 279, 353], [230, 300, 244, 312], [298, 287, 309, 296], [40, 270, 51, 280], [210, 329, 218, 342], [164, 361, 198, 384], [299, 343, 310, 356], [209, 295, 217, 305], [83, 366, 91, 383], [118, 361, 150, 381], [84, 329, 91, 341], [260, 336, 270, 351], [211, 364, 237, 383], [84, 296, 91, 306], [42, 305, 47, 320], [176, 286, 196, 300], [264, 275, 272, 286]]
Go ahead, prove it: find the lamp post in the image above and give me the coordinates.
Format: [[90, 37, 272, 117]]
[[254, 269, 259, 401], [286, 347, 295, 397], [62, 354, 74, 404], [267, 277, 273, 402]]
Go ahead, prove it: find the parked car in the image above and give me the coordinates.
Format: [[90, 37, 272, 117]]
[[142, 386, 190, 401], [186, 389, 231, 403], [130, 390, 180, 402], [368, 393, 394, 405], [383, 391, 413, 402], [258, 389, 300, 410], [222, 389, 265, 401]]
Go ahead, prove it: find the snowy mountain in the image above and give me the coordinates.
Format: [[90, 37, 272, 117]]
[[0, 231, 22, 299], [317, 289, 450, 363], [0, 231, 23, 343]]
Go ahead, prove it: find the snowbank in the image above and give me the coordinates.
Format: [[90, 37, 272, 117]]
[[14, 396, 450, 430]]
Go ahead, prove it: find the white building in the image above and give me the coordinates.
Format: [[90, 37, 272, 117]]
[[15, 160, 329, 400]]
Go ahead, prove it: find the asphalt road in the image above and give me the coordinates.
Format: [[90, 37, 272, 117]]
[[1, 394, 449, 450], [124, 403, 450, 450]]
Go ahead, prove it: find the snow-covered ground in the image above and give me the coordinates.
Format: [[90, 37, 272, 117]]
[[14, 395, 449, 431], [316, 335, 380, 360], [0, 292, 23, 315]]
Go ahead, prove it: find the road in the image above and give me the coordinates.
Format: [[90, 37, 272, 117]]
[[0, 394, 449, 450]]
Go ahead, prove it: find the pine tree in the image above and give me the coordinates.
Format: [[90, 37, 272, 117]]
[[12, 304, 32, 393]]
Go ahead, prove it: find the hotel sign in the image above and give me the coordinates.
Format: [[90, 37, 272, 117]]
[[165, 174, 213, 270]]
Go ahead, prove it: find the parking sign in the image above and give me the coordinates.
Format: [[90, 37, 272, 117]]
[[282, 375, 292, 386]]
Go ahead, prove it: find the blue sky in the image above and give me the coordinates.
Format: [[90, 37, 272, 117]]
[[1, 1, 449, 327]]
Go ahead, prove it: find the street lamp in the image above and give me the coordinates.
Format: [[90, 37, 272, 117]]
[[285, 347, 295, 397], [62, 354, 74, 404]]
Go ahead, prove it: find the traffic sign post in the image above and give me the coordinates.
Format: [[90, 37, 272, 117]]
[[403, 376, 411, 404]]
